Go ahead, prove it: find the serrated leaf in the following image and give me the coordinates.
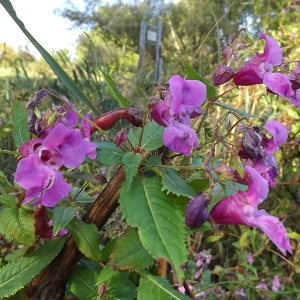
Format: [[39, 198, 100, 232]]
[[97, 265, 118, 285], [66, 218, 101, 262], [106, 272, 137, 300], [69, 265, 98, 300], [128, 129, 139, 147], [101, 240, 117, 263], [5, 246, 28, 262], [184, 62, 217, 98], [140, 121, 164, 150], [145, 155, 162, 166], [187, 178, 209, 194], [161, 169, 196, 197], [122, 152, 142, 190], [119, 176, 188, 281], [0, 195, 17, 206], [52, 206, 75, 236], [0, 236, 66, 298], [0, 1, 98, 115], [1, 206, 35, 246], [96, 142, 123, 166], [110, 227, 153, 270], [137, 270, 190, 300], [214, 101, 253, 118], [12, 100, 29, 148]]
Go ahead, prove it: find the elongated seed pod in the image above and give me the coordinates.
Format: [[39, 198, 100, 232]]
[[90, 108, 145, 134]]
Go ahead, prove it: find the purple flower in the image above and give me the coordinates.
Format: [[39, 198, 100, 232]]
[[234, 288, 247, 298], [234, 33, 282, 86], [271, 275, 281, 291], [15, 123, 97, 207], [210, 166, 292, 255], [246, 252, 254, 265], [163, 121, 199, 156], [168, 75, 206, 122], [234, 33, 294, 98], [256, 279, 269, 290], [151, 75, 206, 156]]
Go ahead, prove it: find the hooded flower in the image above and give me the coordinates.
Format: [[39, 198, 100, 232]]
[[15, 122, 97, 207], [151, 75, 207, 156], [210, 166, 292, 255], [239, 120, 288, 186], [234, 33, 294, 98]]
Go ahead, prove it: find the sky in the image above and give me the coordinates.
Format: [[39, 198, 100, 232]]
[[0, 0, 86, 58]]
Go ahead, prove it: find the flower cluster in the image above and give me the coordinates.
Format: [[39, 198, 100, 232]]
[[214, 33, 300, 109], [151, 75, 207, 156], [15, 95, 97, 207]]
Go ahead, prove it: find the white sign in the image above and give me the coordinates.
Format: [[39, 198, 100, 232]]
[[147, 30, 157, 42]]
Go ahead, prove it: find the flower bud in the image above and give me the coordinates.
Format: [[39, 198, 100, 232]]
[[241, 128, 263, 159], [185, 193, 210, 229], [114, 128, 128, 147], [215, 164, 236, 180], [213, 65, 235, 86]]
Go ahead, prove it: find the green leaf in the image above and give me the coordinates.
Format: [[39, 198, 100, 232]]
[[119, 176, 188, 281], [145, 155, 162, 167], [52, 206, 75, 237], [106, 272, 136, 300], [184, 62, 217, 98], [100, 240, 117, 263], [101, 71, 131, 108], [97, 265, 118, 285], [214, 101, 253, 118], [0, 0, 98, 115], [0, 237, 66, 298], [161, 169, 196, 197], [187, 178, 209, 194], [137, 270, 190, 300], [128, 129, 139, 147], [140, 121, 164, 150], [66, 218, 102, 262], [97, 266, 137, 299], [110, 227, 153, 270], [96, 142, 123, 166], [1, 206, 35, 246], [122, 152, 142, 190], [68, 265, 98, 300], [0, 195, 17, 206], [5, 247, 29, 262], [12, 100, 29, 148]]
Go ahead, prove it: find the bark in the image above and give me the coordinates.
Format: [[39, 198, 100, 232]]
[[29, 166, 126, 300]]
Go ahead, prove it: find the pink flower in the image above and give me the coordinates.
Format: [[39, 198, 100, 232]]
[[15, 122, 97, 207], [151, 75, 206, 156], [210, 166, 292, 256], [246, 252, 254, 265], [234, 33, 294, 99]]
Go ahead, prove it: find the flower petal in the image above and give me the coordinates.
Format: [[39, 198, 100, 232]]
[[162, 121, 199, 156], [263, 73, 294, 98]]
